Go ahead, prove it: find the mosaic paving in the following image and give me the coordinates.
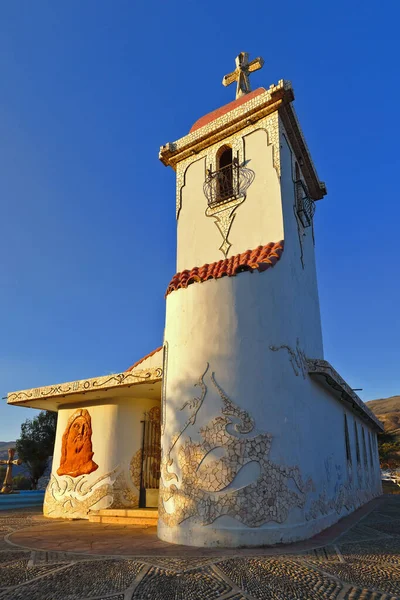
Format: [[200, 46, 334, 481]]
[[1, 496, 400, 599]]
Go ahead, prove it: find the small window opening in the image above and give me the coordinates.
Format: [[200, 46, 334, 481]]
[[361, 427, 368, 467], [368, 431, 374, 467], [217, 146, 234, 201], [354, 421, 361, 464], [344, 414, 352, 464]]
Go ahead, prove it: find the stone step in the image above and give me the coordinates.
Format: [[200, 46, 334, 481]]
[[88, 508, 158, 526]]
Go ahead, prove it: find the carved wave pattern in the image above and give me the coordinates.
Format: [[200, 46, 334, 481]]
[[159, 366, 312, 528]]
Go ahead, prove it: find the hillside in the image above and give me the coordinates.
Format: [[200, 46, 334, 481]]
[[367, 396, 400, 437], [0, 441, 17, 460]]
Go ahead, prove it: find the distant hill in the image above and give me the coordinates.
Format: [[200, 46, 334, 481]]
[[367, 396, 400, 437], [0, 441, 17, 459]]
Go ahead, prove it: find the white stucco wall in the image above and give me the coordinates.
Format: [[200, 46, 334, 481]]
[[159, 271, 381, 546], [44, 396, 159, 519], [278, 120, 324, 358], [176, 119, 284, 273], [160, 105, 381, 547], [129, 347, 162, 372]]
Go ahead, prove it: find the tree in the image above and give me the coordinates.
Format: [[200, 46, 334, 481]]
[[16, 411, 57, 489], [13, 474, 31, 490]]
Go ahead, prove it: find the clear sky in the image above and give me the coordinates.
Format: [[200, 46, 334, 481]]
[[0, 1, 399, 440]]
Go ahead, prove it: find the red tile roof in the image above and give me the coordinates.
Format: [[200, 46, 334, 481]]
[[166, 241, 284, 297], [189, 88, 266, 133], [125, 346, 163, 372]]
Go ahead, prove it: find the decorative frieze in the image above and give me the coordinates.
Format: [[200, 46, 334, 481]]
[[7, 367, 163, 405]]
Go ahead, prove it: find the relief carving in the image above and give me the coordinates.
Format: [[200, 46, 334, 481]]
[[160, 365, 312, 528], [270, 338, 308, 378], [57, 409, 98, 477], [44, 468, 118, 518], [305, 471, 377, 522], [45, 463, 141, 518]]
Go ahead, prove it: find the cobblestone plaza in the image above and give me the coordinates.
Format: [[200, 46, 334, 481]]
[[0, 496, 400, 599]]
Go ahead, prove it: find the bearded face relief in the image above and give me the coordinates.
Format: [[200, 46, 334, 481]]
[[57, 408, 98, 477]]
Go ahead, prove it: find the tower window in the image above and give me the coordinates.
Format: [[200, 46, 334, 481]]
[[203, 146, 255, 206], [216, 146, 234, 201]]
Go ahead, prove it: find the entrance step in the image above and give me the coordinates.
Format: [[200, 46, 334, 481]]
[[88, 508, 158, 526]]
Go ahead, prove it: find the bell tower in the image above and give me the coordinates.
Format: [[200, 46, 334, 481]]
[[158, 54, 333, 547]]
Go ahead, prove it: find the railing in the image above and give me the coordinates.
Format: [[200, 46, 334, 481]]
[[295, 179, 315, 228], [203, 161, 255, 206]]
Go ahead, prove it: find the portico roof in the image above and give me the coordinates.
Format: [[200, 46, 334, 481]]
[[7, 366, 162, 412], [307, 359, 384, 432]]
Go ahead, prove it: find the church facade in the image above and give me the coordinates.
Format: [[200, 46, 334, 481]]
[[8, 54, 383, 547]]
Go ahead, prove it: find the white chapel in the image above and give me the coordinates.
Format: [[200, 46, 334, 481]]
[[8, 53, 383, 547]]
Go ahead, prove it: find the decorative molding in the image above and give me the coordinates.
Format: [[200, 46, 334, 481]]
[[174, 113, 280, 220], [270, 338, 308, 379], [160, 80, 291, 173], [161, 342, 169, 435], [7, 366, 163, 405], [160, 365, 312, 528], [175, 157, 204, 219], [205, 196, 245, 258]]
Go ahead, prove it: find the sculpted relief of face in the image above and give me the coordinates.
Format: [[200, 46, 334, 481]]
[[57, 409, 98, 477]]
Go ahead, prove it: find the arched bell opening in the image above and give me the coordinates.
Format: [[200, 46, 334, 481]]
[[216, 145, 234, 201]]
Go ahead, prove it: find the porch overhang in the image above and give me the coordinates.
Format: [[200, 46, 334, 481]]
[[307, 359, 383, 432], [7, 367, 162, 412]]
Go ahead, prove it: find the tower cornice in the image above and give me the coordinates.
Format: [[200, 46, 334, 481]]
[[159, 80, 327, 200]]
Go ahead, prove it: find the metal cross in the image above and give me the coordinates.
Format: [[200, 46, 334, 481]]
[[0, 448, 22, 494], [222, 52, 265, 99]]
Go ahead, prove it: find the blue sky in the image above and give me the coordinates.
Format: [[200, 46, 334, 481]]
[[1, 0, 399, 440]]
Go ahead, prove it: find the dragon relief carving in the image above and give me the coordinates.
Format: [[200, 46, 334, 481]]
[[159, 364, 313, 528]]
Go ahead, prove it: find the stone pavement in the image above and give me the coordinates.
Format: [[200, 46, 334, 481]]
[[1, 496, 400, 599]]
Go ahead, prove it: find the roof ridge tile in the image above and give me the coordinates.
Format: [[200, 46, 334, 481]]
[[166, 240, 284, 297]]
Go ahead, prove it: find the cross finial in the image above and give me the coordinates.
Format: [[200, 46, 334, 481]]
[[0, 448, 22, 494], [222, 52, 265, 100]]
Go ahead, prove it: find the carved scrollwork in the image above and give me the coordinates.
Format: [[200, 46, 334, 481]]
[[159, 365, 312, 528], [270, 338, 308, 379]]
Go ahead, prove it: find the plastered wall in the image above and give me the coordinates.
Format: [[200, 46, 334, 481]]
[[44, 396, 159, 519], [176, 116, 283, 272], [159, 274, 381, 546]]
